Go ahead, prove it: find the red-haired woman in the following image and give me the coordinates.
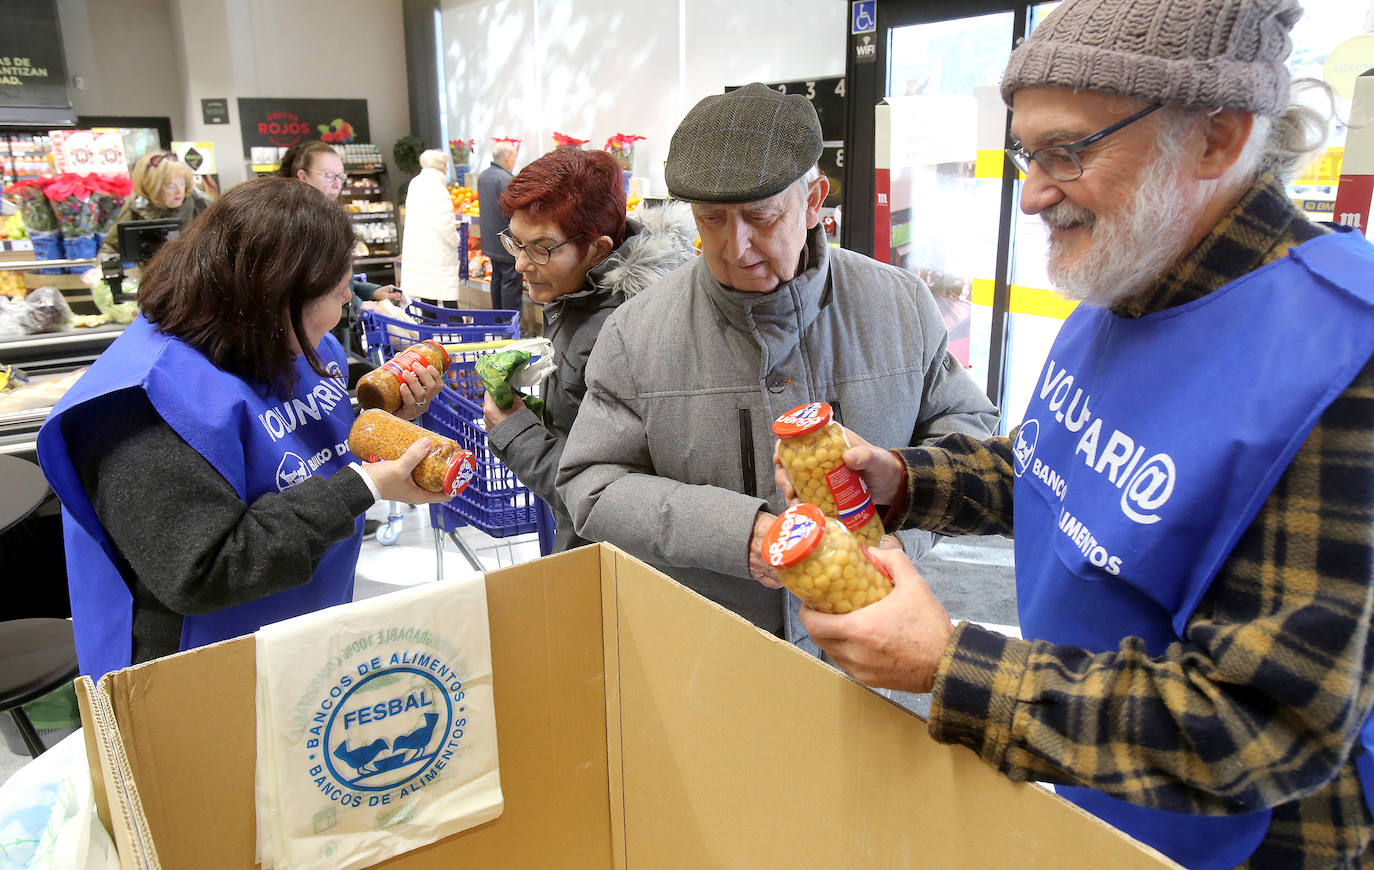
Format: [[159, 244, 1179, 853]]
[[483, 148, 695, 551]]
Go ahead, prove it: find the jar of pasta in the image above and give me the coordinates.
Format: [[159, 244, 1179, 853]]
[[349, 409, 475, 496], [772, 402, 884, 546], [356, 340, 450, 413], [762, 504, 893, 614]]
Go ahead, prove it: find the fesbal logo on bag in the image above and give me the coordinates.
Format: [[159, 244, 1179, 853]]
[[305, 628, 471, 810]]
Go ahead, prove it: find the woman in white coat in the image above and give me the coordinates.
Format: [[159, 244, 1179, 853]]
[[400, 150, 464, 305]]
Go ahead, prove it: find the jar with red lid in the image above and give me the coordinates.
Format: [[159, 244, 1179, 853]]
[[762, 504, 893, 614], [349, 409, 475, 496], [772, 402, 884, 546], [356, 340, 450, 413]]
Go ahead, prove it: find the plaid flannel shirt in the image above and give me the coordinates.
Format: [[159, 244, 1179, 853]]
[[892, 177, 1374, 869]]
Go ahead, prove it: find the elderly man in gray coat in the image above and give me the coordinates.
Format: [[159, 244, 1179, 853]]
[[558, 83, 998, 653]]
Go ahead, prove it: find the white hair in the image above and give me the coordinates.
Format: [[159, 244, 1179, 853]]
[[419, 149, 449, 171], [1254, 78, 1337, 184], [1152, 79, 1336, 186], [493, 142, 516, 162]]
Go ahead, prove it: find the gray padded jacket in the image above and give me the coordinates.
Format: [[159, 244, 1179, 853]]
[[558, 224, 998, 637]]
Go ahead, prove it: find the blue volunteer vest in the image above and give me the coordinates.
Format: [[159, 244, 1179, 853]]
[[1010, 230, 1374, 870], [37, 315, 363, 682]]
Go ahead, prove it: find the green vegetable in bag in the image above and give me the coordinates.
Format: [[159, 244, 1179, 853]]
[[476, 349, 545, 419], [91, 279, 139, 324]]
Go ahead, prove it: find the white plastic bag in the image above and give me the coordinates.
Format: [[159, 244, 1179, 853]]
[[0, 730, 119, 870], [500, 338, 557, 389]]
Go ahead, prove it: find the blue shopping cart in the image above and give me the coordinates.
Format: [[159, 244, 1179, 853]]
[[357, 303, 555, 573]]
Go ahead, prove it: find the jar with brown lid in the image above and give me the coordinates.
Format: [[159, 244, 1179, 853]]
[[772, 402, 884, 546], [348, 409, 475, 496], [356, 340, 450, 413], [762, 504, 893, 614]]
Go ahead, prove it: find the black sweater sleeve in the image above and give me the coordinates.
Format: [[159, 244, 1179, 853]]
[[69, 390, 374, 636]]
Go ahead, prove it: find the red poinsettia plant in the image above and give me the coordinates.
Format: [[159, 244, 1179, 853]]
[[552, 132, 589, 149], [42, 174, 101, 236], [86, 173, 134, 235], [603, 133, 645, 171], [6, 178, 60, 232]]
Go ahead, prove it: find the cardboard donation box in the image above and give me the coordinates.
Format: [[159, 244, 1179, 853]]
[[76, 544, 1180, 869]]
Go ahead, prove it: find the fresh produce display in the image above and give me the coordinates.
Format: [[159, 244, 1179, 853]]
[[468, 254, 491, 279], [92, 277, 139, 324], [1, 213, 27, 241], [448, 185, 478, 216], [626, 194, 642, 212], [0, 272, 24, 299], [763, 504, 894, 614], [773, 402, 885, 546]]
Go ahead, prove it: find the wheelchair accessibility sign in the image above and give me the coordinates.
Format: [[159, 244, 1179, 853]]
[[852, 0, 876, 35]]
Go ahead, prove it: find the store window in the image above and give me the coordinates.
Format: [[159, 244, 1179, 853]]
[[881, 12, 1016, 395], [887, 0, 1374, 431], [1286, 1, 1374, 221]]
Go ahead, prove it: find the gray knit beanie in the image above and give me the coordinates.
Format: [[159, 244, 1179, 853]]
[[1001, 0, 1302, 116]]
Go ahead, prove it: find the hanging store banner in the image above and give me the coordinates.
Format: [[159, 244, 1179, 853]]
[[0, 0, 75, 126], [237, 98, 371, 151]]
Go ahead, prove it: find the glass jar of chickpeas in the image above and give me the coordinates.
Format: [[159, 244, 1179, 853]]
[[772, 402, 884, 546], [762, 504, 893, 614]]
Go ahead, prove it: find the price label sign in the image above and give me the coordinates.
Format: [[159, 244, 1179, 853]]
[[50, 129, 129, 175]]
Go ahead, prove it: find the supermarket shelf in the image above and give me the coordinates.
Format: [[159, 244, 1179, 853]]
[[0, 323, 124, 356], [0, 257, 96, 272], [354, 255, 398, 267]]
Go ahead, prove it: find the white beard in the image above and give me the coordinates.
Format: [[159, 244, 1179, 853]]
[[1042, 159, 1197, 308]]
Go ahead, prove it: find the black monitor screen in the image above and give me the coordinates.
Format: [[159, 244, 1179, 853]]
[[117, 218, 182, 267]]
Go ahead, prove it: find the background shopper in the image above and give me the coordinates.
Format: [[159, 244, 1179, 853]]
[[478, 142, 522, 312], [278, 140, 403, 305], [483, 148, 696, 551], [37, 178, 446, 681], [399, 149, 465, 306], [98, 150, 210, 260], [558, 84, 997, 648]]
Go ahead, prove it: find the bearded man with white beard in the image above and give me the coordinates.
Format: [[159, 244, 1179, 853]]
[[781, 0, 1374, 867]]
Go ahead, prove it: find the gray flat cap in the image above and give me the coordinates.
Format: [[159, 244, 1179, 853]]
[[666, 83, 823, 203], [1001, 0, 1300, 116]]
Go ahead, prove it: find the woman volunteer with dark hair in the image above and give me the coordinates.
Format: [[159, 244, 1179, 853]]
[[484, 148, 696, 551], [38, 178, 446, 681]]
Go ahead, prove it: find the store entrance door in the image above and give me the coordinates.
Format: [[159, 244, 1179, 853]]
[[845, 0, 1374, 432], [850, 0, 1066, 433]]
